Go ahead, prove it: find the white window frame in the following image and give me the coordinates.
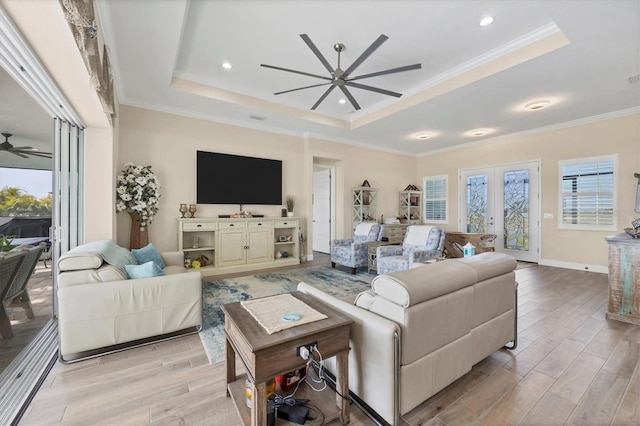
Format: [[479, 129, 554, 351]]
[[558, 154, 618, 231], [422, 175, 448, 224]]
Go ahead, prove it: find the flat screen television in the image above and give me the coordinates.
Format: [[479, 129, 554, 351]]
[[196, 151, 282, 205]]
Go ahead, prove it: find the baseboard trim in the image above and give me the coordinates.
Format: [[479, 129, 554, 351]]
[[539, 258, 607, 274], [306, 253, 314, 261]]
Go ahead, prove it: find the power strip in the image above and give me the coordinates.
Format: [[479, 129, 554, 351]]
[[276, 404, 309, 424]]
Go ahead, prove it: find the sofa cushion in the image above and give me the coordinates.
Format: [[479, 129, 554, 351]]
[[132, 243, 165, 270], [125, 261, 166, 279], [58, 240, 137, 272], [372, 261, 477, 307], [58, 252, 104, 271], [163, 264, 187, 275], [58, 265, 128, 287], [451, 252, 517, 281]]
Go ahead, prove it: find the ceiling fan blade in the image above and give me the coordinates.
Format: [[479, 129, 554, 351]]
[[14, 146, 35, 150], [345, 81, 402, 98], [311, 84, 337, 110], [7, 150, 29, 159], [338, 86, 361, 110], [26, 152, 52, 159], [260, 64, 332, 81], [343, 34, 389, 78], [274, 82, 332, 95], [349, 63, 422, 81], [299, 34, 335, 75]]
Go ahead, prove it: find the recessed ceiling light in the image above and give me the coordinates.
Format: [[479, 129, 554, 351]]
[[338, 99, 347, 104], [479, 16, 495, 27], [525, 100, 551, 111], [470, 129, 488, 137], [221, 62, 232, 69], [416, 133, 432, 140]]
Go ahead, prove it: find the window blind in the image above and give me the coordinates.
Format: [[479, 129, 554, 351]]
[[423, 176, 447, 222], [561, 159, 614, 226]]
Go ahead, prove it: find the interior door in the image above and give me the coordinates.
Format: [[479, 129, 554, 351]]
[[459, 161, 540, 262], [312, 168, 331, 253]]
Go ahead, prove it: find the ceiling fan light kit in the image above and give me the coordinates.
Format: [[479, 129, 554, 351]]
[[261, 34, 421, 111], [0, 133, 52, 159]]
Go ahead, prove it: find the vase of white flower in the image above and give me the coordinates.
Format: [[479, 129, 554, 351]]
[[115, 162, 161, 249]]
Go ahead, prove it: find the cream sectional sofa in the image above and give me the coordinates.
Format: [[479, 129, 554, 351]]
[[297, 252, 517, 425], [57, 242, 202, 361]]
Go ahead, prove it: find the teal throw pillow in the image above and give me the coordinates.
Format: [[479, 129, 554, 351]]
[[124, 261, 165, 279], [131, 243, 165, 270]]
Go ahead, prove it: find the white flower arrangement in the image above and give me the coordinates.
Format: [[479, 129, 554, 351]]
[[115, 162, 161, 231]]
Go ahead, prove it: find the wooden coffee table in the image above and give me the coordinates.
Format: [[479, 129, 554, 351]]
[[222, 291, 353, 425]]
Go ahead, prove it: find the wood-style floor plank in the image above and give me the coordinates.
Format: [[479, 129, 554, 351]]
[[19, 259, 640, 425]]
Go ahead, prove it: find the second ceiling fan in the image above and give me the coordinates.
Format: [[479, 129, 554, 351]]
[[261, 34, 421, 111]]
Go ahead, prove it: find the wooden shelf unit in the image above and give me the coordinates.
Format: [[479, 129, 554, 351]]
[[399, 190, 422, 224]]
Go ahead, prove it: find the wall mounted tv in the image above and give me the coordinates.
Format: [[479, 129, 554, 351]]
[[196, 151, 282, 205]]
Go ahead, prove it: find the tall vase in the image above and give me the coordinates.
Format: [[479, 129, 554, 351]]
[[129, 211, 149, 250]]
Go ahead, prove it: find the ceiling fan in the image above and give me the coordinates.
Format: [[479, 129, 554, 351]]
[[261, 34, 421, 111], [0, 133, 52, 159]]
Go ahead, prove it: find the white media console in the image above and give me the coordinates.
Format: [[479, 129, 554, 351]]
[[177, 217, 300, 276]]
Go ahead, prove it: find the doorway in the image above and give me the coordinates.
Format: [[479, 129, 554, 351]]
[[459, 161, 540, 262], [312, 166, 334, 254]]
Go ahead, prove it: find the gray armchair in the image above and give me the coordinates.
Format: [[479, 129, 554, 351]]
[[331, 222, 381, 274], [376, 225, 445, 274]]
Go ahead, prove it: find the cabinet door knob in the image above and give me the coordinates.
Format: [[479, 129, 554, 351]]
[[258, 223, 262, 226], [229, 224, 234, 227], [283, 222, 288, 225], [197, 224, 202, 227]]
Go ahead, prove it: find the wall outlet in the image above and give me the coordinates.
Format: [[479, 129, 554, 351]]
[[297, 342, 317, 359]]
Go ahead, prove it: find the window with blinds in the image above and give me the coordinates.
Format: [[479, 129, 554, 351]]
[[559, 155, 617, 230], [423, 175, 448, 223]]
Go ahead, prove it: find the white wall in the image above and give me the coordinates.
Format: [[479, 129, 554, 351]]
[[117, 106, 417, 255]]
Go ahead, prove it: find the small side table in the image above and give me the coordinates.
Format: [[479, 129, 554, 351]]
[[367, 241, 395, 274], [223, 291, 353, 425]]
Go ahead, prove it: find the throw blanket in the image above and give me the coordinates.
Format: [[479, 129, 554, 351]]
[[66, 240, 137, 271]]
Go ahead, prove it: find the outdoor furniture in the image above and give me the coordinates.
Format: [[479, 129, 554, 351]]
[[330, 222, 381, 274], [0, 244, 45, 339], [376, 225, 445, 274]]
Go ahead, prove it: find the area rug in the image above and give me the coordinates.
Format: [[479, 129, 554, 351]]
[[199, 266, 373, 364]]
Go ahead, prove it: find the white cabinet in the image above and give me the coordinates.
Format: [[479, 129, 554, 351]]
[[399, 190, 422, 224], [352, 186, 378, 230], [178, 217, 299, 276]]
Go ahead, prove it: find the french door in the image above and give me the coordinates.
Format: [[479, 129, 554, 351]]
[[459, 161, 540, 262]]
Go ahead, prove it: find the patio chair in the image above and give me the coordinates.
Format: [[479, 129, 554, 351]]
[[0, 243, 45, 339]]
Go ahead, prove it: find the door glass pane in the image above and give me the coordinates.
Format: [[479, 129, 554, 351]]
[[466, 175, 488, 232], [503, 170, 529, 251]]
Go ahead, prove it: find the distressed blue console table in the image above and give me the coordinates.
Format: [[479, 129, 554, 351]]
[[605, 233, 640, 325]]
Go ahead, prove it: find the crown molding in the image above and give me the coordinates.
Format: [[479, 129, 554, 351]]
[[417, 106, 640, 157]]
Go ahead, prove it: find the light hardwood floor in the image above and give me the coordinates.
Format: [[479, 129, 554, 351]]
[[20, 255, 640, 425]]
